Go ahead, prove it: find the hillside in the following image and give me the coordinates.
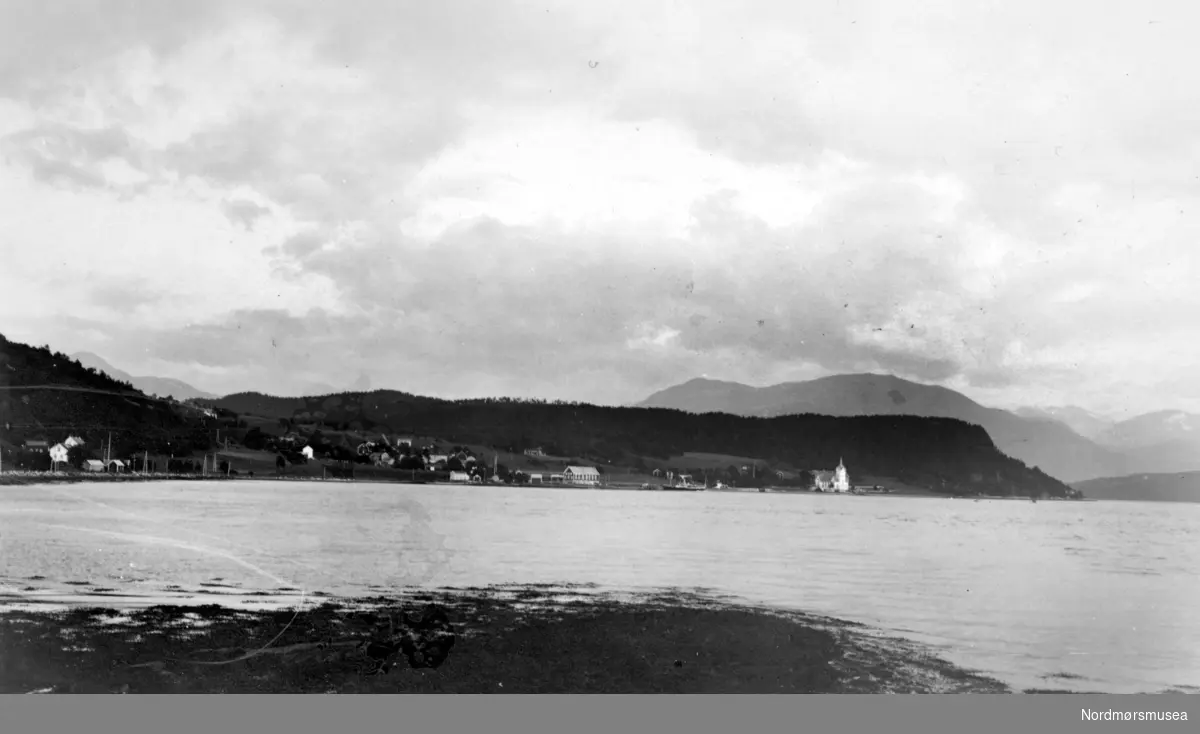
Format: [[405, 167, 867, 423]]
[[1013, 405, 1114, 440], [203, 389, 1075, 497], [1095, 409, 1200, 448], [72, 351, 217, 401], [639, 374, 1127, 483], [0, 334, 213, 461], [1070, 471, 1200, 503]]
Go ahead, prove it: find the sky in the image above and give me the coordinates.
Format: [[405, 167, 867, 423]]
[[1, 0, 1198, 417]]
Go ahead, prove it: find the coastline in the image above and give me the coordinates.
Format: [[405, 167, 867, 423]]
[[0, 471, 1090, 501], [0, 584, 1018, 694]]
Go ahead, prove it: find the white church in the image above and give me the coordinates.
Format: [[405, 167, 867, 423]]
[[812, 458, 851, 493]]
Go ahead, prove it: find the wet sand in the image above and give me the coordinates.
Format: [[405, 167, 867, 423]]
[[0, 584, 1019, 694]]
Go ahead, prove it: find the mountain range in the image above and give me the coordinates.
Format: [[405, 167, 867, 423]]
[[638, 375, 1200, 484], [70, 352, 218, 401], [49, 347, 1200, 485], [1011, 405, 1114, 441]]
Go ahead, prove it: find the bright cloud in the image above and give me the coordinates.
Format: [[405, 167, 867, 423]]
[[1, 0, 1199, 413]]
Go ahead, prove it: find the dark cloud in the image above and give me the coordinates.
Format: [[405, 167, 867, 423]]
[[0, 123, 145, 190], [221, 198, 272, 230]]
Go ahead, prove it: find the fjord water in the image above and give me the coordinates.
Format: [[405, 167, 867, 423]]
[[2, 481, 1197, 694]]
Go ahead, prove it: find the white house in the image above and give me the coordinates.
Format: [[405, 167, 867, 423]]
[[523, 447, 547, 457], [564, 465, 601, 486], [301, 445, 315, 460], [49, 443, 69, 465], [449, 471, 471, 483], [63, 435, 85, 448], [84, 459, 106, 472], [108, 459, 126, 473]]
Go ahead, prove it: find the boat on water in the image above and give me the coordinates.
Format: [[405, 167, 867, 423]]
[[658, 484, 702, 492]]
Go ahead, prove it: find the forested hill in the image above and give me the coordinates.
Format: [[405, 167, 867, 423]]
[[0, 333, 192, 449], [203, 390, 1073, 496], [1, 334, 139, 393]]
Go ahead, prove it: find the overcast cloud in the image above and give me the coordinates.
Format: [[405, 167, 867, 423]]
[[2, 0, 1198, 417]]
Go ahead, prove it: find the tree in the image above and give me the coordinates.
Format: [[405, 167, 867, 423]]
[[446, 457, 464, 472], [398, 455, 425, 471], [276, 455, 286, 474], [66, 444, 89, 469], [243, 428, 267, 451]]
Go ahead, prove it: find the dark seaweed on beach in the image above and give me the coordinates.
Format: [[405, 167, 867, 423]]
[[0, 585, 1011, 694]]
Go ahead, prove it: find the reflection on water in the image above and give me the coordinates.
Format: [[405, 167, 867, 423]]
[[2, 481, 1198, 694]]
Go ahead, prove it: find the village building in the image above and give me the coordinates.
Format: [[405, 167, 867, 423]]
[[24, 439, 48, 453], [549, 473, 566, 484], [449, 471, 471, 483], [108, 459, 126, 473], [63, 435, 85, 448], [84, 459, 106, 472], [812, 458, 851, 492], [564, 465, 601, 485], [49, 443, 69, 465], [301, 445, 315, 460], [528, 473, 544, 484], [523, 447, 547, 457]]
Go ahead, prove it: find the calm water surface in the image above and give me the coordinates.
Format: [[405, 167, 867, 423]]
[[2, 481, 1198, 694]]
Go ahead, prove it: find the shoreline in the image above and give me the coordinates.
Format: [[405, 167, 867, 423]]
[[0, 583, 1029, 694], [0, 471, 1091, 501]]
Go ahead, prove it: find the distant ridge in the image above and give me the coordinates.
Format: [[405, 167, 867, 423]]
[[1013, 405, 1114, 440], [639, 374, 1131, 484], [71, 351, 218, 401], [1071, 471, 1200, 503], [197, 387, 1074, 497]]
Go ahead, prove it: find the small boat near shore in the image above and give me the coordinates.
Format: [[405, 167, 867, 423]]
[[659, 484, 702, 492]]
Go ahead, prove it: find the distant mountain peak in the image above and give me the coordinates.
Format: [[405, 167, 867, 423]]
[[70, 351, 218, 401]]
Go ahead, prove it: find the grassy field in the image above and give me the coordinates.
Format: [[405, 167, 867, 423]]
[[0, 585, 1016, 694]]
